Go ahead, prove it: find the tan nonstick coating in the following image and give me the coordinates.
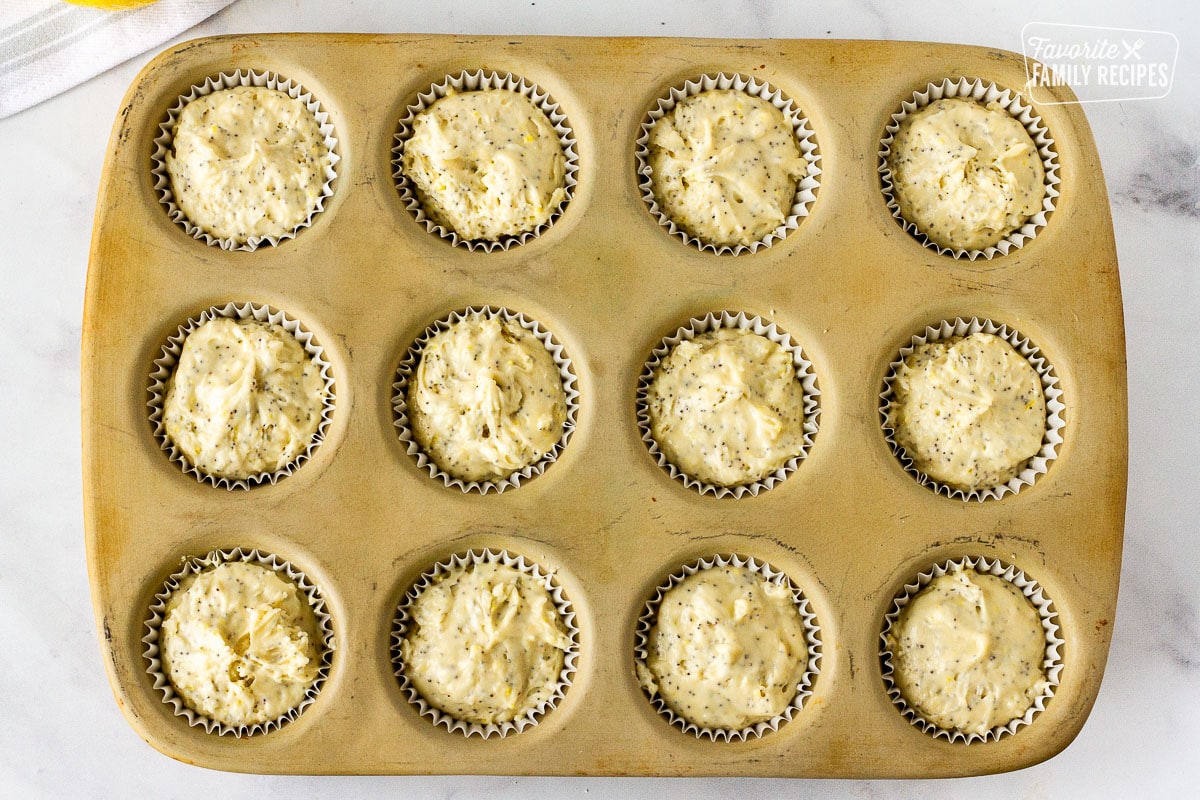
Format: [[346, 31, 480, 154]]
[[82, 34, 1126, 777]]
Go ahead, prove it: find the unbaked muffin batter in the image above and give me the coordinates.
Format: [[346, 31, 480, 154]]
[[160, 561, 321, 728], [645, 328, 807, 487], [166, 85, 331, 242], [408, 313, 567, 483], [647, 89, 806, 247], [637, 566, 809, 731], [887, 97, 1045, 251], [164, 317, 326, 481], [401, 562, 572, 725], [886, 566, 1049, 736], [402, 89, 567, 240], [889, 332, 1045, 491]]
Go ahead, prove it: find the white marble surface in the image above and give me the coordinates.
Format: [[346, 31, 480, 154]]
[[2, 0, 1197, 796]]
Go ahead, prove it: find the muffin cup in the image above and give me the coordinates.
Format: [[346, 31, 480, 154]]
[[878, 77, 1060, 260], [392, 69, 579, 251], [151, 69, 340, 251], [141, 546, 336, 738], [636, 310, 820, 498], [393, 306, 579, 494], [879, 316, 1065, 501], [634, 553, 822, 742], [879, 555, 1063, 744], [147, 301, 336, 491], [636, 72, 821, 255], [390, 548, 580, 738]]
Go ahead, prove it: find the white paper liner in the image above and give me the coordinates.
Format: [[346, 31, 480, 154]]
[[142, 546, 336, 738], [634, 554, 822, 742], [151, 69, 340, 251], [392, 306, 579, 494], [878, 77, 1060, 261], [635, 72, 821, 255], [636, 311, 820, 498], [390, 548, 580, 738], [147, 301, 336, 491], [392, 70, 579, 251], [879, 317, 1065, 502], [879, 555, 1063, 744]]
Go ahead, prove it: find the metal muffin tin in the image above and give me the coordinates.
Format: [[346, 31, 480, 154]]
[[82, 34, 1126, 777]]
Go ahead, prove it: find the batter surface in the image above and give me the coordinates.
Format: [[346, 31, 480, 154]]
[[887, 97, 1045, 251], [408, 313, 567, 483], [164, 317, 326, 481], [401, 561, 572, 725], [638, 565, 810, 731], [166, 85, 331, 242], [645, 328, 807, 488], [647, 89, 806, 247], [886, 566, 1049, 736], [402, 89, 567, 240], [889, 332, 1046, 491], [160, 561, 321, 728]]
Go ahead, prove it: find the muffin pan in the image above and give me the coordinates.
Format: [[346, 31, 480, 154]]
[[82, 34, 1126, 777]]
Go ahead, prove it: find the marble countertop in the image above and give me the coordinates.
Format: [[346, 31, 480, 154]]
[[2, 0, 1197, 796]]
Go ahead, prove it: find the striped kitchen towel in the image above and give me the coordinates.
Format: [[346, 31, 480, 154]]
[[0, 0, 236, 119]]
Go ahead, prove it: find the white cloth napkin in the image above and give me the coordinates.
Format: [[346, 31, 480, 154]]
[[0, 0, 236, 119]]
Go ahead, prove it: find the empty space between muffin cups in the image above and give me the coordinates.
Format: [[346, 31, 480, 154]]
[[634, 554, 822, 742], [878, 77, 1060, 260], [637, 310, 820, 498], [142, 546, 336, 738], [151, 69, 340, 251], [635, 72, 821, 255], [392, 306, 579, 494], [879, 555, 1062, 744], [390, 548, 580, 738], [391, 69, 579, 251], [147, 301, 336, 490], [879, 317, 1065, 502]]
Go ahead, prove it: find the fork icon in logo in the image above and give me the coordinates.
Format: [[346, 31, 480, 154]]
[[1122, 38, 1145, 60]]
